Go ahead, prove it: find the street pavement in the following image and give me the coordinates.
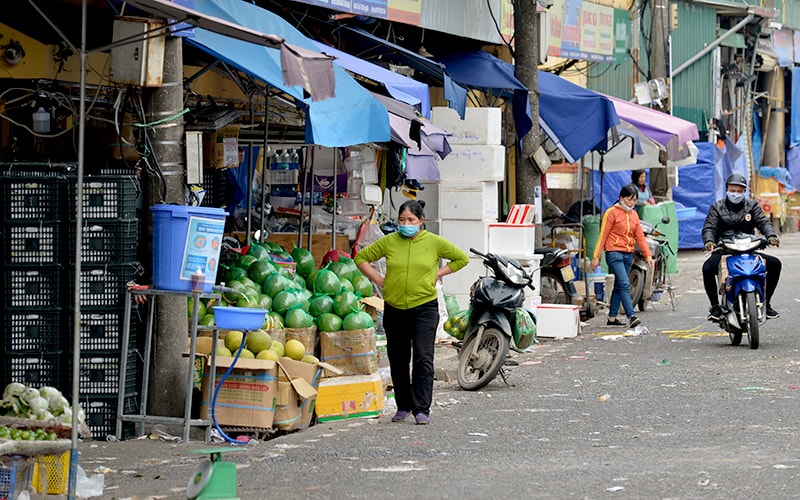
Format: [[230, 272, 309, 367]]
[[59, 233, 800, 499]]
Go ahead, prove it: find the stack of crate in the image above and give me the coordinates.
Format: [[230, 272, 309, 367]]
[[66, 175, 142, 439], [1, 171, 70, 393], [430, 107, 505, 310]]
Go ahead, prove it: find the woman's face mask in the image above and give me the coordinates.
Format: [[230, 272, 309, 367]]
[[619, 196, 636, 211], [398, 224, 419, 237]]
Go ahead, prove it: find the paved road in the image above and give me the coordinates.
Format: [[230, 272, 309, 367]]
[[74, 234, 800, 499]]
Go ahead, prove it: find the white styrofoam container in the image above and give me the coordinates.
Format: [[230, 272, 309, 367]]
[[441, 257, 487, 297], [431, 106, 502, 145], [488, 223, 536, 259], [440, 220, 490, 254], [436, 144, 505, 182], [439, 181, 499, 221], [533, 304, 580, 338]]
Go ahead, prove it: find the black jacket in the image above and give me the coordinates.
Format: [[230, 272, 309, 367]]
[[702, 198, 777, 244]]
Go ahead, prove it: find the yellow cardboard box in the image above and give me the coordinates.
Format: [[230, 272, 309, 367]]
[[200, 357, 277, 429], [273, 358, 342, 431], [315, 372, 384, 422], [320, 328, 378, 376], [204, 125, 240, 169]]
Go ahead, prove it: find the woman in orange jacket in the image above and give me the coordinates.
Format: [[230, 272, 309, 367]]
[[590, 184, 653, 327]]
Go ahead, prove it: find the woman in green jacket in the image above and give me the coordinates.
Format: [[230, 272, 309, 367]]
[[355, 200, 469, 425]]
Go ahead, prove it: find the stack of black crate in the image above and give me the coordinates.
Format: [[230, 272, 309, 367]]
[[1, 171, 70, 395], [67, 175, 142, 439]]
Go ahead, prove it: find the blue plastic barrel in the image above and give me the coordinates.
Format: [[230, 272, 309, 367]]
[[151, 205, 228, 292]]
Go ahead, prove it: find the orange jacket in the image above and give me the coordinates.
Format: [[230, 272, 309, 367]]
[[592, 204, 652, 260]]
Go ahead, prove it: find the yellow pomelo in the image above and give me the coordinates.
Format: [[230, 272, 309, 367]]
[[284, 339, 306, 360], [240, 349, 255, 359], [269, 340, 285, 358], [300, 354, 319, 365], [224, 331, 244, 352], [217, 346, 233, 357], [246, 329, 273, 354], [257, 349, 279, 361]]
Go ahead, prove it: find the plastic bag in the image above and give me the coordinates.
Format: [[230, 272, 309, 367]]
[[444, 294, 460, 319], [444, 309, 471, 340], [513, 308, 536, 350]]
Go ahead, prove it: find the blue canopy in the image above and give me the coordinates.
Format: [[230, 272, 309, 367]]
[[435, 50, 533, 142], [312, 41, 431, 119], [538, 71, 620, 164], [187, 0, 390, 147]]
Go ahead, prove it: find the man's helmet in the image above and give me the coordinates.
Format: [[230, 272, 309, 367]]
[[725, 173, 747, 188]]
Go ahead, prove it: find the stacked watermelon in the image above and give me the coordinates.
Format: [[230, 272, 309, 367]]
[[189, 240, 375, 347]]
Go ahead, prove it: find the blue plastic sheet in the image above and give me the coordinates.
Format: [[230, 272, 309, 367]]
[[672, 142, 717, 249]]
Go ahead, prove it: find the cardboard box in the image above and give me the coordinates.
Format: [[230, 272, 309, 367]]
[[200, 357, 278, 429], [285, 326, 318, 356], [315, 373, 385, 422], [204, 125, 240, 169], [359, 296, 384, 321], [533, 304, 580, 338], [320, 328, 379, 376], [273, 357, 342, 431]]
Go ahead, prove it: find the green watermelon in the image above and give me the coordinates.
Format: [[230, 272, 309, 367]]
[[248, 260, 277, 285], [333, 290, 359, 317], [341, 279, 354, 293], [265, 242, 285, 253], [343, 310, 375, 330], [262, 273, 290, 297], [350, 274, 373, 298], [314, 269, 341, 296], [327, 261, 350, 280], [269, 311, 284, 329], [285, 308, 314, 329], [272, 290, 299, 316], [292, 289, 310, 312], [224, 266, 248, 284], [291, 246, 315, 276], [222, 280, 247, 304], [306, 269, 320, 291], [317, 313, 343, 332], [247, 243, 270, 260], [257, 294, 273, 311], [238, 254, 258, 270], [309, 295, 334, 317]]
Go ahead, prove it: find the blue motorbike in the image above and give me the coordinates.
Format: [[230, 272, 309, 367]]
[[713, 234, 768, 349]]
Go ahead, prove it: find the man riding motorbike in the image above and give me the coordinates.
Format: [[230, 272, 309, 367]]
[[701, 173, 782, 321]]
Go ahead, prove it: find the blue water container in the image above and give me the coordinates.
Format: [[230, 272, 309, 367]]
[[151, 205, 228, 292]]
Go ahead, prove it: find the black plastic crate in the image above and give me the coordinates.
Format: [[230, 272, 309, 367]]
[[201, 169, 230, 208], [68, 219, 139, 264], [3, 222, 64, 264], [68, 176, 139, 220], [69, 308, 137, 352], [82, 394, 138, 440], [71, 262, 141, 308], [0, 162, 75, 177], [77, 350, 139, 396], [3, 309, 65, 353], [1, 176, 66, 222], [3, 353, 65, 389], [4, 265, 64, 309]]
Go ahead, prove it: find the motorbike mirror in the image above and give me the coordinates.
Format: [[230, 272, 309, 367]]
[[660, 216, 670, 224]]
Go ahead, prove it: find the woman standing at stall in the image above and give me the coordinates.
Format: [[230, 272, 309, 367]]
[[590, 184, 653, 327], [632, 169, 655, 206], [355, 200, 468, 425]]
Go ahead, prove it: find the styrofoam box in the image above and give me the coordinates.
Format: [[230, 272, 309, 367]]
[[436, 145, 505, 182], [440, 220, 490, 254], [488, 223, 536, 259], [441, 257, 487, 297], [533, 304, 580, 338], [439, 181, 499, 221], [431, 107, 502, 145]]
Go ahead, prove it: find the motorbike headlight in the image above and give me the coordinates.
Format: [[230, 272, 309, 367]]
[[497, 260, 530, 286]]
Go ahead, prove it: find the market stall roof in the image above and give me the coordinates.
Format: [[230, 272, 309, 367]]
[[538, 71, 621, 164], [312, 41, 432, 119], [584, 120, 666, 172], [184, 0, 390, 147], [371, 93, 452, 181], [605, 95, 700, 161]]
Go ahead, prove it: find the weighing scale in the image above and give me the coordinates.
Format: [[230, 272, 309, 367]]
[[187, 448, 242, 499]]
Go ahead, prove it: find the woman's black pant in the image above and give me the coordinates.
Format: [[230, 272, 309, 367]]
[[383, 300, 439, 416], [702, 252, 782, 305]]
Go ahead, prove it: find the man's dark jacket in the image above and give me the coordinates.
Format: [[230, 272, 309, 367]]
[[702, 198, 777, 244]]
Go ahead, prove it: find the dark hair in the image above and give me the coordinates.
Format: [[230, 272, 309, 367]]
[[619, 184, 638, 199], [398, 200, 425, 219], [631, 169, 646, 184]]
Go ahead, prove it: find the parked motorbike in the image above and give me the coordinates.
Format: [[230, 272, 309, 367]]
[[457, 248, 535, 391], [711, 234, 769, 349], [536, 246, 580, 305], [630, 216, 675, 311]]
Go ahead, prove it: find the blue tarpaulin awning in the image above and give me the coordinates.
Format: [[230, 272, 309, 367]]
[[187, 0, 390, 147], [312, 41, 432, 119]]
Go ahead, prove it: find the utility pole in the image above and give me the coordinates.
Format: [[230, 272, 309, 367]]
[[515, 0, 542, 246], [649, 0, 670, 198], [143, 36, 188, 418]]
